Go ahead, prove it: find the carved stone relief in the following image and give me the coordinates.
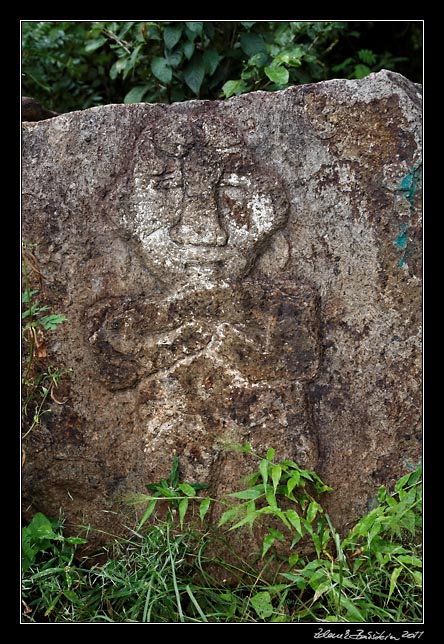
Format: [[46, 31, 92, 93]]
[[21, 72, 422, 556]]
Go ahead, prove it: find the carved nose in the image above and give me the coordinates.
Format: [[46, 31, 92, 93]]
[[169, 198, 228, 247]]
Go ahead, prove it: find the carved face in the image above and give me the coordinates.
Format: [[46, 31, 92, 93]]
[[121, 112, 289, 284]]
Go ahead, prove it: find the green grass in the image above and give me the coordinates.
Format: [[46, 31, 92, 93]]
[[21, 448, 422, 623]]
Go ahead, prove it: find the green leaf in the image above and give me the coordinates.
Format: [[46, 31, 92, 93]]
[[117, 22, 135, 39], [39, 313, 67, 330], [63, 589, 82, 604], [407, 465, 422, 487], [228, 512, 257, 531], [388, 566, 403, 602], [280, 571, 306, 586], [138, 498, 157, 529], [395, 471, 413, 493], [263, 528, 285, 557], [398, 508, 416, 535], [23, 304, 50, 320], [264, 64, 289, 85], [341, 596, 365, 622], [265, 487, 278, 510], [203, 49, 221, 76], [199, 497, 211, 523], [222, 79, 248, 98], [377, 485, 387, 503], [183, 53, 205, 95], [164, 25, 182, 50], [286, 509, 302, 536], [165, 47, 183, 68], [274, 509, 291, 529], [353, 64, 371, 80], [151, 56, 172, 84], [396, 555, 422, 568], [169, 455, 180, 487], [178, 497, 188, 527], [178, 482, 196, 497], [412, 570, 422, 587], [228, 487, 263, 500], [218, 505, 242, 527], [287, 472, 300, 496], [65, 536, 88, 545], [358, 48, 377, 65], [245, 52, 268, 70], [190, 482, 209, 491], [260, 458, 269, 486], [271, 464, 282, 492], [124, 85, 149, 104], [262, 532, 277, 558], [266, 447, 275, 461], [281, 459, 299, 469], [278, 46, 305, 67], [22, 289, 38, 303], [183, 41, 195, 60], [306, 500, 320, 523], [84, 36, 107, 53], [288, 552, 300, 568], [239, 32, 266, 57], [227, 501, 257, 531], [27, 512, 57, 538], [185, 22, 203, 35], [250, 591, 273, 618], [311, 473, 332, 494], [240, 22, 256, 29]]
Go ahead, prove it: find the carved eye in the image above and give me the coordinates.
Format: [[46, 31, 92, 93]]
[[218, 173, 277, 237], [218, 186, 251, 230], [152, 173, 183, 190]]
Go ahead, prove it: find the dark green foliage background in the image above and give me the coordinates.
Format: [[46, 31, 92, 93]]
[[21, 21, 422, 114]]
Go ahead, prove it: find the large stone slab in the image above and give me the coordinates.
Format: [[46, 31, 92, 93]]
[[21, 70, 422, 555]]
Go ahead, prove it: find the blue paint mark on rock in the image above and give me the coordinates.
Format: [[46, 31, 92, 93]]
[[400, 172, 414, 195], [394, 223, 409, 250], [393, 166, 422, 267]]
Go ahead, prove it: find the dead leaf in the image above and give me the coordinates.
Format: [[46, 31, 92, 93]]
[[34, 328, 47, 358]]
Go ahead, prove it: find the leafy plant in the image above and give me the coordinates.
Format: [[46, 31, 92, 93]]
[[124, 454, 211, 529], [21, 448, 422, 622], [21, 21, 422, 113], [278, 466, 423, 622], [21, 21, 117, 112], [217, 443, 332, 560], [21, 512, 87, 621], [22, 242, 70, 439]]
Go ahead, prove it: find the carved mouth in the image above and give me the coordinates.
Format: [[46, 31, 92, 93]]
[[179, 246, 227, 265], [184, 258, 224, 269]]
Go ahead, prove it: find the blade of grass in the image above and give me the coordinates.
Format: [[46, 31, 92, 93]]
[[166, 524, 185, 622], [185, 584, 209, 622], [142, 573, 155, 622]]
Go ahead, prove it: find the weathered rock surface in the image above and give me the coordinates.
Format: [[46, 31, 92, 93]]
[[22, 70, 422, 558]]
